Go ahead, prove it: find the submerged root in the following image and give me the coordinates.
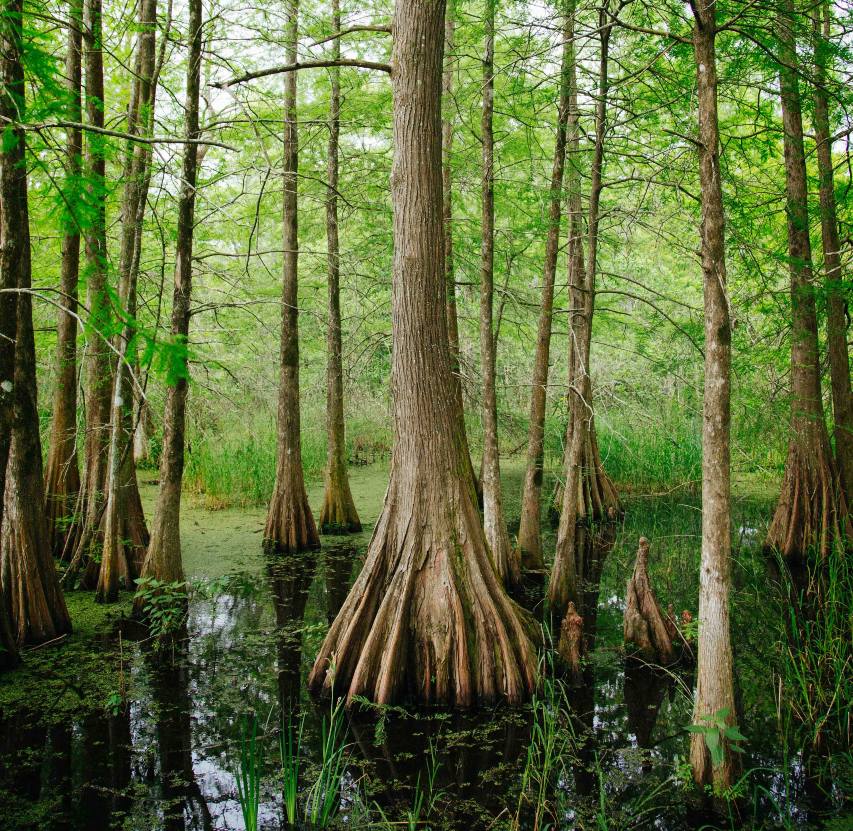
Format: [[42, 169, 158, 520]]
[[623, 537, 675, 665], [308, 479, 538, 707]]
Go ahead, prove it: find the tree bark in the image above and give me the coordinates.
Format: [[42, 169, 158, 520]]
[[137, 0, 203, 592], [623, 538, 674, 664], [689, 2, 739, 792], [61, 0, 113, 587], [517, 1, 572, 572], [548, 1, 619, 623], [319, 0, 361, 535], [479, 0, 518, 587], [44, 0, 83, 558], [0, 0, 23, 667], [765, 0, 851, 566], [812, 1, 852, 506], [442, 4, 481, 508], [97, 0, 158, 601], [0, 0, 72, 645], [308, 0, 537, 707], [264, 0, 320, 553]]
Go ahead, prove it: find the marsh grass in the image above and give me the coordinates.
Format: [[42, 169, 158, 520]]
[[305, 695, 349, 828], [233, 713, 262, 831], [280, 713, 303, 826]]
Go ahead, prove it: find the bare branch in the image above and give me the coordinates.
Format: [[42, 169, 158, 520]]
[[211, 59, 391, 89], [311, 24, 391, 47]]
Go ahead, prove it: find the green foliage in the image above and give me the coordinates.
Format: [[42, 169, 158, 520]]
[[279, 713, 303, 826], [305, 695, 349, 828], [132, 577, 188, 639], [686, 707, 747, 768], [233, 713, 262, 831]]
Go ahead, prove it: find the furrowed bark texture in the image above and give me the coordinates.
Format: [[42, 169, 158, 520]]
[[137, 0, 202, 592], [97, 0, 158, 601], [479, 0, 518, 587], [689, 3, 739, 792], [812, 2, 852, 506], [0, 0, 72, 645], [442, 3, 481, 507], [62, 0, 113, 587], [517, 3, 572, 571], [548, 4, 619, 623], [264, 0, 320, 554], [0, 0, 23, 665], [319, 0, 361, 535], [44, 0, 83, 558], [766, 0, 851, 566], [308, 0, 537, 707]]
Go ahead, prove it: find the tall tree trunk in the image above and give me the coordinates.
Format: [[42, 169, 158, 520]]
[[548, 1, 619, 623], [442, 3, 481, 507], [0, 0, 72, 645], [517, 2, 572, 572], [689, 0, 739, 793], [479, 0, 518, 587], [0, 0, 22, 667], [319, 0, 361, 535], [97, 0, 158, 601], [137, 0, 203, 591], [812, 1, 852, 505], [765, 0, 850, 565], [44, 0, 83, 558], [61, 0, 112, 587], [308, 0, 537, 707], [264, 0, 320, 553]]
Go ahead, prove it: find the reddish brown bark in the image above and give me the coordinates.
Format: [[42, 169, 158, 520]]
[[0, 0, 72, 645], [442, 3, 481, 508], [137, 0, 203, 593], [765, 0, 851, 566], [479, 0, 518, 587], [557, 600, 583, 685], [548, 5, 619, 622], [264, 0, 320, 554], [44, 0, 83, 558], [0, 0, 23, 666], [308, 0, 537, 707], [319, 0, 361, 535], [517, 1, 572, 573], [812, 2, 852, 506]]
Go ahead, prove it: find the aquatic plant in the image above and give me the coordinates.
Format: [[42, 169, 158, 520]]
[[133, 576, 188, 639], [279, 713, 303, 826], [305, 695, 349, 828], [233, 713, 262, 831]]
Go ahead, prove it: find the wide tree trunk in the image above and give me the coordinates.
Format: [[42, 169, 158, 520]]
[[308, 0, 537, 707], [765, 0, 850, 566], [138, 0, 203, 592], [61, 0, 113, 587], [479, 0, 518, 587], [0, 0, 23, 667], [319, 0, 361, 535], [517, 2, 572, 572], [689, 3, 739, 792], [97, 0, 158, 601], [0, 0, 72, 645], [548, 3, 619, 623], [442, 3, 481, 507], [264, 0, 320, 554], [812, 1, 852, 506], [44, 0, 83, 558]]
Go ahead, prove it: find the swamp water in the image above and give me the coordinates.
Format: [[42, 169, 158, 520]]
[[0, 465, 850, 830]]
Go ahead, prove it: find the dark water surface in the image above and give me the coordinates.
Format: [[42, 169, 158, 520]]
[[0, 474, 850, 830]]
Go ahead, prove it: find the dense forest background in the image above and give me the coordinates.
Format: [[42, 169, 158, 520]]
[[25, 0, 829, 502]]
